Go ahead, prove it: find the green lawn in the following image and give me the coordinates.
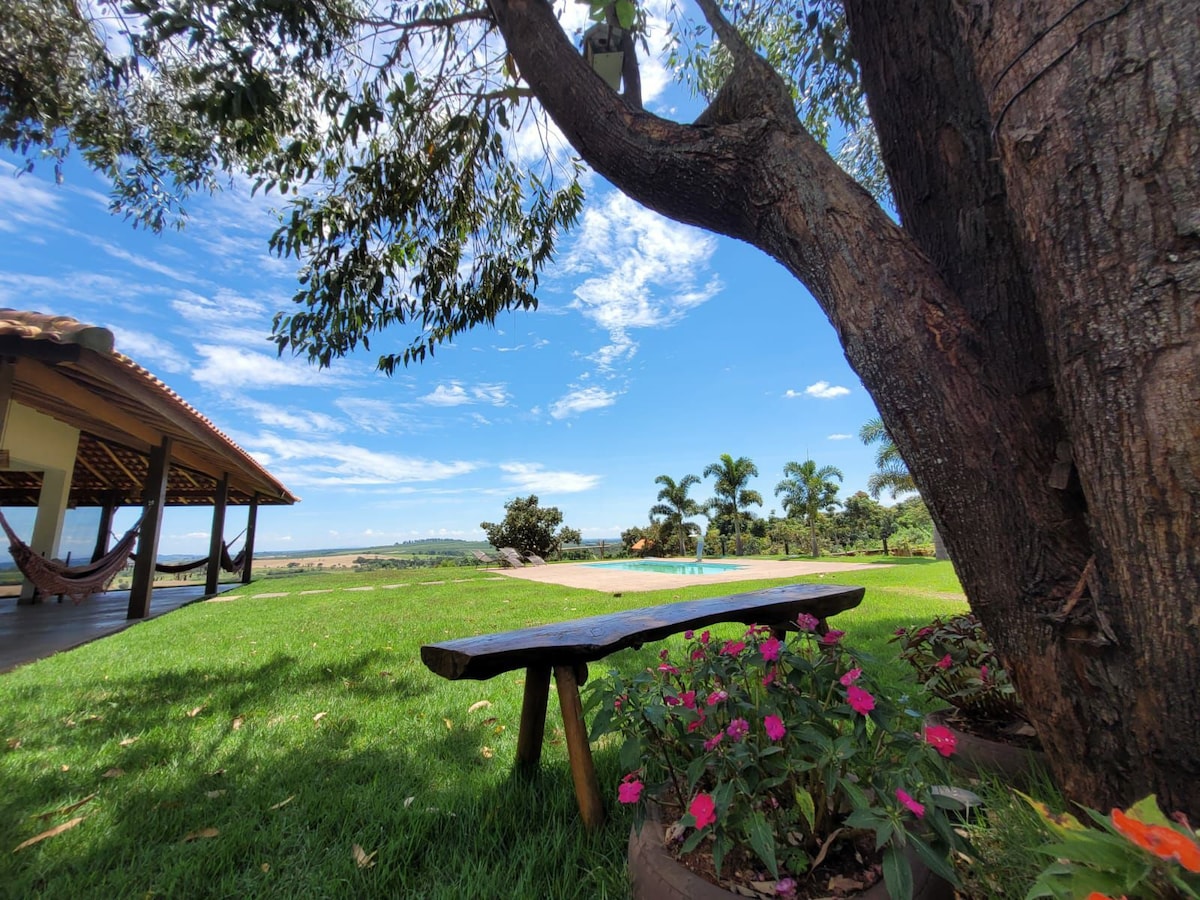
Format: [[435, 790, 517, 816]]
[[0, 561, 977, 898]]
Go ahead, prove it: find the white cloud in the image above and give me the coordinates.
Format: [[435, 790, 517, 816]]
[[191, 345, 330, 389], [233, 398, 345, 433], [549, 386, 618, 419], [560, 192, 722, 371], [827, 433, 854, 440], [500, 462, 601, 493], [420, 381, 510, 407], [245, 432, 478, 487], [335, 397, 417, 435], [108, 326, 189, 374], [803, 381, 851, 399], [0, 164, 65, 232]]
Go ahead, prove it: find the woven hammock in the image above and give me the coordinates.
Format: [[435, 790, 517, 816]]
[[0, 510, 143, 604], [155, 542, 246, 576]]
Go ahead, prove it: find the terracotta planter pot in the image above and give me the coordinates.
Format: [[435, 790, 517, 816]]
[[628, 804, 953, 900], [928, 709, 1047, 786]]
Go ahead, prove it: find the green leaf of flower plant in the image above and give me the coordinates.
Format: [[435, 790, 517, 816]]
[[1126, 794, 1174, 828], [793, 786, 815, 832], [909, 835, 961, 887], [882, 845, 913, 900], [745, 811, 779, 879]]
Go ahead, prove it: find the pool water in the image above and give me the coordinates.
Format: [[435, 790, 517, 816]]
[[585, 560, 745, 576]]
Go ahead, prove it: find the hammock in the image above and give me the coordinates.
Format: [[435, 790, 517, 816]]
[[155, 541, 246, 576], [0, 510, 142, 604]]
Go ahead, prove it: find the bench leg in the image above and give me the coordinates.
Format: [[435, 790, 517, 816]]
[[516, 665, 551, 773], [553, 663, 605, 830]]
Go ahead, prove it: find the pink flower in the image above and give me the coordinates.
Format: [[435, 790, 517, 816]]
[[775, 877, 797, 896], [762, 667, 777, 687], [700, 630, 711, 644], [689, 793, 717, 830], [691, 648, 706, 660], [664, 695, 680, 707], [659, 648, 670, 660], [658, 663, 679, 675], [726, 718, 750, 741], [618, 777, 644, 804], [846, 684, 876, 715], [614, 694, 626, 710], [893, 627, 907, 636], [679, 690, 697, 709], [896, 788, 925, 818], [684, 629, 694, 639], [760, 636, 782, 661], [839, 667, 863, 686], [923, 724, 957, 757], [980, 665, 989, 680], [687, 713, 707, 733], [764, 714, 786, 741], [705, 690, 728, 707], [935, 654, 952, 669], [721, 640, 746, 657], [704, 732, 724, 751], [796, 613, 820, 632], [821, 629, 846, 645]]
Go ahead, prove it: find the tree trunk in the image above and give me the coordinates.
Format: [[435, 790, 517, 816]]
[[491, 0, 1199, 814]]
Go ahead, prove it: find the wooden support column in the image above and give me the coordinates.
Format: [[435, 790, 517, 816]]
[[553, 663, 605, 830], [91, 492, 118, 563], [128, 437, 172, 620], [240, 494, 258, 584], [205, 473, 229, 595], [515, 665, 552, 773]]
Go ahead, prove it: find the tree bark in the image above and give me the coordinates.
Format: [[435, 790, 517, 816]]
[[489, 0, 1200, 815]]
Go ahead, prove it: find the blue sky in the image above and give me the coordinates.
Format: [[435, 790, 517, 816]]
[[0, 8, 888, 557]]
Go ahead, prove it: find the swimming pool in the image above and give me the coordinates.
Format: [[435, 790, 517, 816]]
[[585, 560, 745, 576]]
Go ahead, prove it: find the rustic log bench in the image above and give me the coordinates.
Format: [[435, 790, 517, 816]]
[[420, 582, 864, 829]]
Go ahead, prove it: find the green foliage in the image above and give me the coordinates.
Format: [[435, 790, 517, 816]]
[[703, 454, 762, 556], [479, 494, 576, 559], [586, 622, 962, 895], [775, 459, 843, 557], [860, 417, 918, 500], [649, 474, 702, 556], [891, 614, 1026, 723], [1023, 794, 1200, 899]]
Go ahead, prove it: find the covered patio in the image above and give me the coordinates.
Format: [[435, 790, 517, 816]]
[[0, 308, 297, 625]]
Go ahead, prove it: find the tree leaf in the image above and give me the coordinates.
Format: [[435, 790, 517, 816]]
[[102, 768, 124, 779], [468, 700, 491, 713], [352, 844, 377, 868], [35, 793, 97, 821], [187, 705, 205, 718], [13, 816, 86, 852], [268, 795, 295, 810], [313, 712, 327, 723], [231, 717, 244, 730], [182, 827, 219, 842]]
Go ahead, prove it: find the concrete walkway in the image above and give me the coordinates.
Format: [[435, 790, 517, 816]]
[[0, 584, 236, 674]]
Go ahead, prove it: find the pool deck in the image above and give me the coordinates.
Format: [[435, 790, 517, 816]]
[[491, 557, 887, 593]]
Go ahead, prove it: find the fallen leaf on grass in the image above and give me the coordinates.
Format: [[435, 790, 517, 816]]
[[102, 768, 124, 779], [118, 736, 139, 747], [231, 716, 244, 730], [352, 844, 377, 869], [13, 816, 86, 852], [183, 827, 220, 842], [313, 712, 327, 723], [828, 875, 863, 891], [480, 747, 494, 759], [6, 738, 20, 750], [481, 717, 498, 727], [205, 790, 226, 799], [187, 706, 205, 718], [467, 700, 491, 713], [443, 719, 453, 731], [260, 863, 270, 873], [208, 769, 226, 777], [268, 796, 295, 811], [60, 764, 70, 772], [35, 794, 97, 821], [403, 797, 415, 808], [493, 725, 506, 736]]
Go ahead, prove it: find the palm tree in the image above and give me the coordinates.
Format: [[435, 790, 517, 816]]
[[702, 454, 762, 555], [859, 417, 917, 499], [650, 474, 702, 556], [775, 459, 844, 557]]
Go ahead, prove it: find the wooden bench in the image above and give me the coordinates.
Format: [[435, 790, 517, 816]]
[[420, 582, 864, 829]]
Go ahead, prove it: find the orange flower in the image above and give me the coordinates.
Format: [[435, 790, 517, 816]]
[[1111, 808, 1200, 872], [1085, 893, 1126, 900]]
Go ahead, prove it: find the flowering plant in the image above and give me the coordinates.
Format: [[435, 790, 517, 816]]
[[891, 613, 1025, 724], [586, 616, 963, 899], [1024, 793, 1200, 899]]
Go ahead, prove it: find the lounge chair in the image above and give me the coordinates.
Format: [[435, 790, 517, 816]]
[[472, 549, 500, 566], [523, 552, 548, 566], [498, 547, 526, 567]]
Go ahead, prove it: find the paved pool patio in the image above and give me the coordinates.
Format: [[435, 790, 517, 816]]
[[490, 557, 888, 593]]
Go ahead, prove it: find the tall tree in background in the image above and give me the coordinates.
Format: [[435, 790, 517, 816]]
[[650, 474, 701, 557], [703, 454, 761, 556], [4, 0, 1196, 814], [775, 460, 844, 557], [859, 417, 916, 499], [480, 495, 575, 559]]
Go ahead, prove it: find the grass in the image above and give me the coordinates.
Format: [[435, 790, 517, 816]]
[[0, 560, 980, 898]]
